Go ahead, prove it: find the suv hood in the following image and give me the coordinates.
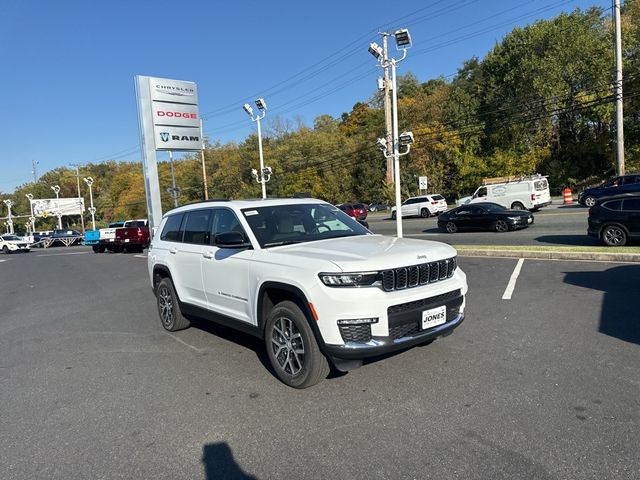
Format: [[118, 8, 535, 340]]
[[270, 235, 456, 272]]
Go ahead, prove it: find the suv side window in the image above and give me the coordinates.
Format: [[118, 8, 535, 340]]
[[160, 213, 185, 242], [182, 209, 213, 245], [603, 200, 622, 211], [211, 209, 247, 244], [622, 198, 640, 211]]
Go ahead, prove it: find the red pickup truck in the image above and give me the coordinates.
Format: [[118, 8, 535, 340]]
[[113, 219, 150, 253]]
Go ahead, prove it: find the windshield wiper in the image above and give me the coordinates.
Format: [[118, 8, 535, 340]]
[[263, 240, 304, 247]]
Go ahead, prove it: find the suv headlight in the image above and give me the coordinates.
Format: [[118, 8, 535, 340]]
[[319, 272, 379, 287]]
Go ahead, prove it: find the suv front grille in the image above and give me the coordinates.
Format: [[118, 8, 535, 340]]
[[381, 257, 456, 292]]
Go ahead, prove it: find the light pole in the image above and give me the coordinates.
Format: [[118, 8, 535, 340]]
[[83, 177, 96, 230], [25, 193, 36, 233], [3, 199, 14, 234], [370, 28, 413, 238], [243, 98, 270, 199], [51, 185, 62, 229]]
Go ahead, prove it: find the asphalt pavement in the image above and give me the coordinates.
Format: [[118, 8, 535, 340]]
[[1, 247, 638, 479]]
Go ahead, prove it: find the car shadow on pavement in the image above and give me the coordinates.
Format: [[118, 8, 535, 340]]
[[535, 234, 601, 246], [563, 265, 640, 345], [187, 316, 274, 375], [202, 443, 258, 480]]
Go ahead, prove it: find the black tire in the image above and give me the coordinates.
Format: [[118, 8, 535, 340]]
[[420, 208, 431, 218], [511, 202, 525, 210], [97, 245, 106, 253], [92, 245, 100, 253], [583, 195, 597, 208], [2, 245, 9, 254], [265, 300, 329, 389], [391, 211, 397, 220], [445, 221, 457, 233], [601, 225, 627, 246], [156, 277, 191, 331], [495, 219, 509, 232]]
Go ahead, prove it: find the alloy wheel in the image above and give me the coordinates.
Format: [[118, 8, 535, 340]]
[[446, 221, 457, 233], [603, 226, 626, 246], [270, 317, 305, 376], [158, 285, 174, 327], [495, 220, 509, 232]]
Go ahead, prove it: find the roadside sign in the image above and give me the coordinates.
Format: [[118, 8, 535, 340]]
[[419, 176, 428, 190]]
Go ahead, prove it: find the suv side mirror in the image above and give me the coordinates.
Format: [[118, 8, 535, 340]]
[[215, 231, 252, 249]]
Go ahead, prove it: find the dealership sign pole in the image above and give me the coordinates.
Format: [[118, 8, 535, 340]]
[[135, 76, 202, 233]]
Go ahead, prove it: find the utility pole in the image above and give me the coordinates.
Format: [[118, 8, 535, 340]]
[[200, 119, 209, 200], [381, 33, 394, 186], [70, 164, 86, 233], [32, 160, 39, 182], [613, 0, 625, 176]]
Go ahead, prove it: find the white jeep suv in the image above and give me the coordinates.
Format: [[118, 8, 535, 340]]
[[148, 198, 467, 388], [391, 194, 448, 219]]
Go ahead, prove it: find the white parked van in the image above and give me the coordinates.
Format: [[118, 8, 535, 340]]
[[457, 175, 551, 211]]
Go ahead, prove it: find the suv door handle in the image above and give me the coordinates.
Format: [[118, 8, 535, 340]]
[[202, 251, 214, 259], [169, 247, 178, 254]]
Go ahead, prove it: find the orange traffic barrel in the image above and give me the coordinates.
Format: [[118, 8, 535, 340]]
[[563, 187, 573, 204]]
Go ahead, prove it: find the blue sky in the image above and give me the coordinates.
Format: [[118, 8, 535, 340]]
[[0, 0, 608, 193]]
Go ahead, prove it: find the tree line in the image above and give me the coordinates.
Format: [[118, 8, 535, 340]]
[[3, 3, 640, 230]]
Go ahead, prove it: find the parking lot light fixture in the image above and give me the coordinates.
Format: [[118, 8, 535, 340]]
[[368, 42, 383, 60], [370, 27, 412, 238], [83, 177, 96, 230], [255, 98, 267, 111], [25, 194, 35, 232], [51, 185, 62, 229], [242, 98, 269, 199], [3, 199, 14, 234], [399, 131, 414, 147], [394, 29, 412, 48]]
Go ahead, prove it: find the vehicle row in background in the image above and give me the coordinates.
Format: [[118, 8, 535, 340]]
[[390, 194, 447, 220], [84, 219, 150, 253], [336, 203, 369, 228], [33, 229, 83, 248], [457, 175, 551, 211], [578, 173, 640, 207], [438, 202, 534, 233], [587, 193, 640, 246], [0, 234, 31, 253]]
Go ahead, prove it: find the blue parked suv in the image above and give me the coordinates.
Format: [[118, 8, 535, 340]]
[[578, 173, 640, 207]]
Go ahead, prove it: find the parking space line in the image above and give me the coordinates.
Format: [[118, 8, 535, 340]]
[[502, 258, 524, 300], [165, 332, 203, 353], [134, 254, 147, 258]]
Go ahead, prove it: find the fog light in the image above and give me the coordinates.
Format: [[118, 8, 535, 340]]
[[337, 318, 379, 325]]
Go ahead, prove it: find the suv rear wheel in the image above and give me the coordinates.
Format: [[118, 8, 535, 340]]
[[601, 225, 627, 246], [156, 277, 191, 331], [583, 195, 597, 207], [420, 208, 430, 218], [265, 300, 329, 388]]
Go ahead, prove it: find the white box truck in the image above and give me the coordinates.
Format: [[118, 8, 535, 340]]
[[457, 175, 551, 211]]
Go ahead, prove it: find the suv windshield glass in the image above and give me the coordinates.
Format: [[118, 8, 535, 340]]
[[2, 235, 20, 241], [242, 203, 369, 248]]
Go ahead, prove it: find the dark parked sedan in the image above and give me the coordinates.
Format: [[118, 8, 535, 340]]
[[438, 202, 534, 233], [587, 193, 640, 246]]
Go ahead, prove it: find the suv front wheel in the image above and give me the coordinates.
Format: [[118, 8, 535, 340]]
[[265, 300, 329, 388]]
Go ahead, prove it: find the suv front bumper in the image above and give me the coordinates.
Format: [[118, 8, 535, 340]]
[[324, 310, 464, 361]]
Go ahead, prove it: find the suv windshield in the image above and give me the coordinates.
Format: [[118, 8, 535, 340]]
[[242, 203, 369, 248], [2, 235, 20, 241]]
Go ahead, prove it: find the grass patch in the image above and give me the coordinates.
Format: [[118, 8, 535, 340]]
[[453, 245, 640, 254]]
